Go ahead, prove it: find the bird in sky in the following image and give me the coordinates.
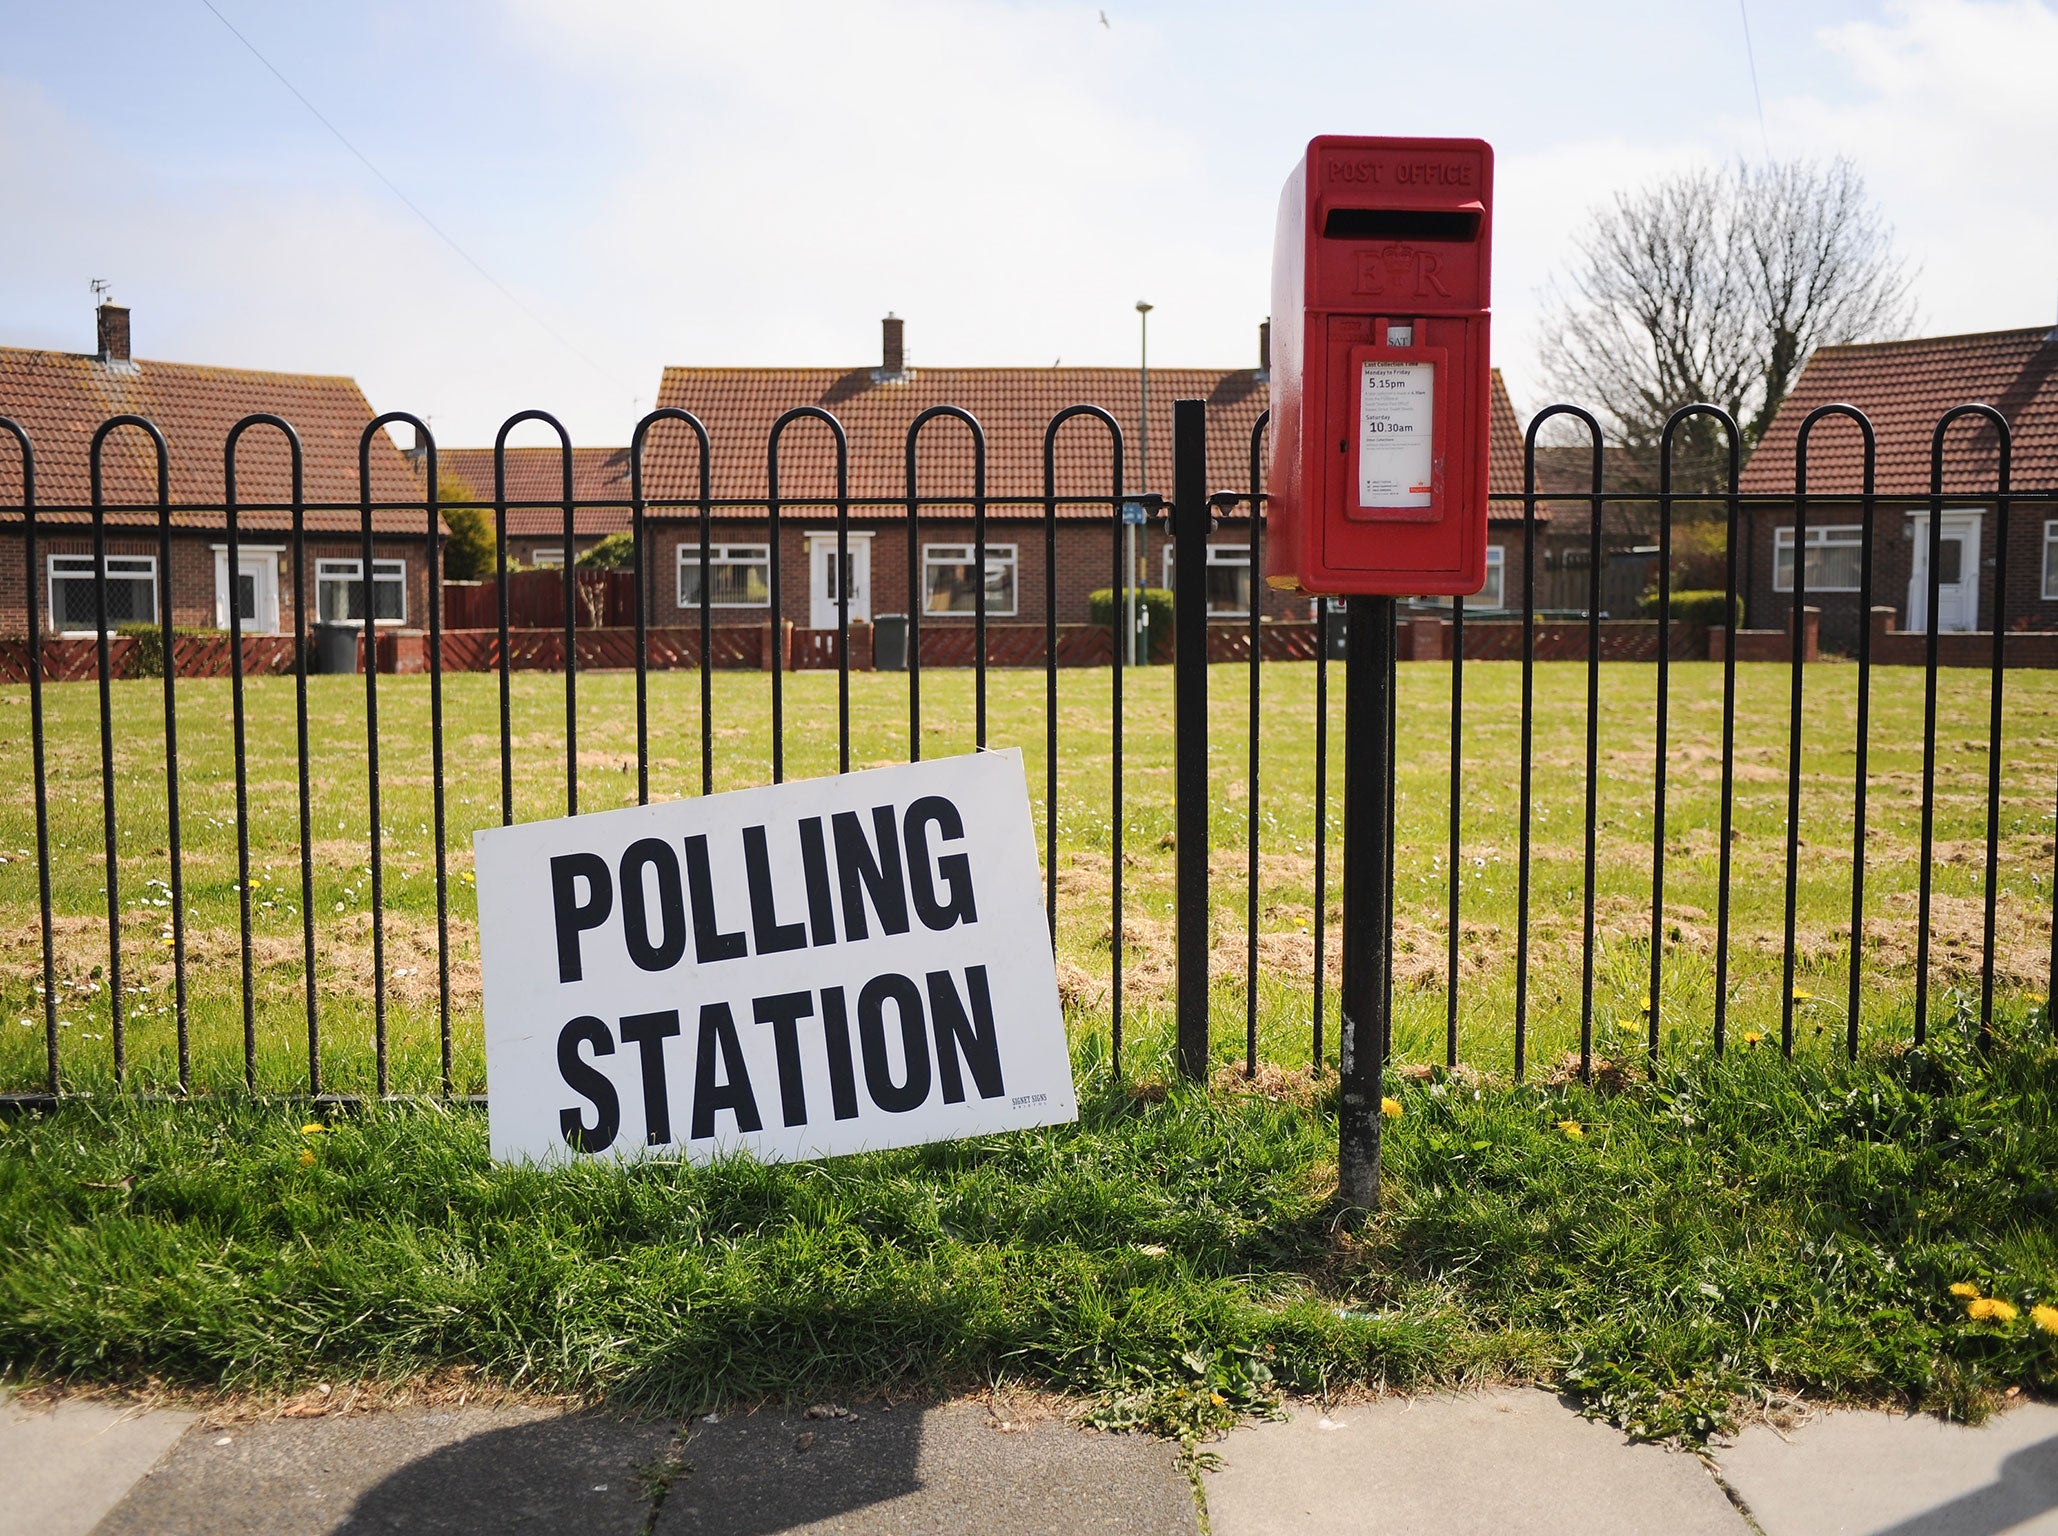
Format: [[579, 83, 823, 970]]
[[1099, 10, 1110, 27]]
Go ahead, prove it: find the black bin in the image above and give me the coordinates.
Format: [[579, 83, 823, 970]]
[[313, 622, 360, 675], [873, 613, 909, 671]]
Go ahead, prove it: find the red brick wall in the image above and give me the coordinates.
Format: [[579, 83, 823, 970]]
[[1745, 500, 2058, 653], [0, 530, 436, 636], [643, 518, 1316, 629]]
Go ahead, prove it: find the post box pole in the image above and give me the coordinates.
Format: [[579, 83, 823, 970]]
[[1339, 593, 1396, 1209], [1173, 398, 1211, 1081]]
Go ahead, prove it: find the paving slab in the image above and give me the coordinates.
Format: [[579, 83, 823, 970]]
[[1717, 1403, 2058, 1535], [652, 1398, 1198, 1535], [90, 1404, 681, 1535], [1202, 1388, 1746, 1536], [0, 1395, 195, 1536]]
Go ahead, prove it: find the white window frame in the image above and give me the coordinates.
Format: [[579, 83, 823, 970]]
[[2044, 519, 2058, 603], [1420, 545, 1505, 609], [1773, 523, 1864, 593], [923, 542, 1019, 618], [47, 553, 158, 634], [1478, 544, 1505, 609], [1160, 542, 1256, 618], [530, 547, 567, 569], [676, 542, 772, 609], [315, 557, 408, 626]]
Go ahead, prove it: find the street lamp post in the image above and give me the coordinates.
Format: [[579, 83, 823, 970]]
[[1134, 300, 1153, 666]]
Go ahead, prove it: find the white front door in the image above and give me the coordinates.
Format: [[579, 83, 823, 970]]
[[213, 547, 282, 634], [1906, 512, 1982, 633], [808, 533, 871, 629]]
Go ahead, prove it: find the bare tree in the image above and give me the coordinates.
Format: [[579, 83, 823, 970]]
[[1539, 158, 1914, 488]]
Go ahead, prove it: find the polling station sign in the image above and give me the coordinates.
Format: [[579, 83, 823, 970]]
[[473, 749, 1076, 1164]]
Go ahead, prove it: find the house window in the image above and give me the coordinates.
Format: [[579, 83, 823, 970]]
[[1774, 524, 1863, 592], [48, 554, 157, 631], [531, 547, 566, 569], [924, 543, 1018, 617], [316, 558, 407, 625], [1420, 546, 1506, 609], [1160, 543, 1254, 617], [677, 543, 771, 608], [2044, 520, 2058, 602]]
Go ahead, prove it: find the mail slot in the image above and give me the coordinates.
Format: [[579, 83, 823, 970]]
[[1265, 135, 1494, 596]]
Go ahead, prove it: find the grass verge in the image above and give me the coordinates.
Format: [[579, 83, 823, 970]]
[[4, 1005, 2056, 1445]]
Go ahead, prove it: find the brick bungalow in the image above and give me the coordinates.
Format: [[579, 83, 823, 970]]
[[438, 319, 1535, 645], [434, 444, 632, 569], [0, 304, 439, 654], [1738, 325, 2058, 656]]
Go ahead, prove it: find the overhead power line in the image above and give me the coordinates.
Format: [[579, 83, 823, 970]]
[[1738, 0, 1772, 159], [198, 0, 635, 402]]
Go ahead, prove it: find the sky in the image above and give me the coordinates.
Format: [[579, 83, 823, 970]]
[[2, 0, 2054, 446]]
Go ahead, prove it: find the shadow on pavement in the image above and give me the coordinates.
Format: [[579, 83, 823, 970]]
[[94, 1405, 680, 1536], [1865, 1432, 2058, 1536], [94, 1397, 1188, 1535], [336, 1409, 696, 1534], [651, 1405, 928, 1535], [334, 1406, 927, 1534]]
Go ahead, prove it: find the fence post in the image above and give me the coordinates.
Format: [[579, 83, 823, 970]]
[[1339, 593, 1396, 1210], [1173, 398, 1211, 1081]]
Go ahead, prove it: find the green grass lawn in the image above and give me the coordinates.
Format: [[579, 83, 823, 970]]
[[2, 660, 2056, 1438], [3, 1017, 2055, 1442], [0, 660, 2052, 1094]]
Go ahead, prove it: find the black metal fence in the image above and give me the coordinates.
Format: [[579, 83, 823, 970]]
[[0, 398, 2054, 1110]]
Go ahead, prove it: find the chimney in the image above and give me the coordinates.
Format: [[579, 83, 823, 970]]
[[878, 313, 906, 381], [1258, 319, 1271, 379], [96, 302, 131, 365]]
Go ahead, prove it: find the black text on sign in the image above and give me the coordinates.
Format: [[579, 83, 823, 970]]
[[473, 750, 1076, 1164]]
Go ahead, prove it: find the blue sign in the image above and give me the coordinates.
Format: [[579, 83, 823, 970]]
[[1121, 501, 1148, 526]]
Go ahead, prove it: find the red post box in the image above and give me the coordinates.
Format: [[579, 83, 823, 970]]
[[1265, 135, 1494, 596]]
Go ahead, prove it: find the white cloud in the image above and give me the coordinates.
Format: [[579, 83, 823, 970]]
[[1772, 0, 2058, 339], [5, 0, 2052, 447], [515, 0, 1268, 385], [0, 73, 646, 447]]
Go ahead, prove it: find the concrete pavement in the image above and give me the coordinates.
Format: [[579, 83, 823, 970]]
[[0, 1395, 195, 1536], [1, 1393, 1195, 1536], [1719, 1400, 2058, 1535], [1200, 1391, 2058, 1535], [6, 1385, 2057, 1534], [1202, 1388, 1742, 1536]]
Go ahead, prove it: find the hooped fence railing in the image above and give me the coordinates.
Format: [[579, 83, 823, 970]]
[[0, 396, 2054, 1112]]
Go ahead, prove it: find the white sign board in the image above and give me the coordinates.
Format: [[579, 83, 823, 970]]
[[1358, 360, 1435, 508], [474, 749, 1076, 1165]]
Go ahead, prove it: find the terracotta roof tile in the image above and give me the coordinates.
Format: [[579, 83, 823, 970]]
[[1739, 326, 2058, 497], [437, 446, 632, 537], [0, 346, 427, 534], [642, 365, 1264, 519], [637, 363, 1529, 523]]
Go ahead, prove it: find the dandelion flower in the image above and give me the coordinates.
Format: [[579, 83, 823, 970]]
[[1640, 995, 1652, 1012], [298, 1148, 316, 1165], [1742, 1031, 1763, 1047], [1559, 1120, 1585, 1140], [1210, 1392, 1226, 1407], [2032, 1305, 2058, 1335], [300, 1123, 328, 1136], [1949, 1282, 1982, 1299], [1792, 988, 1814, 1002], [1380, 1097, 1402, 1119], [1968, 1298, 2018, 1324]]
